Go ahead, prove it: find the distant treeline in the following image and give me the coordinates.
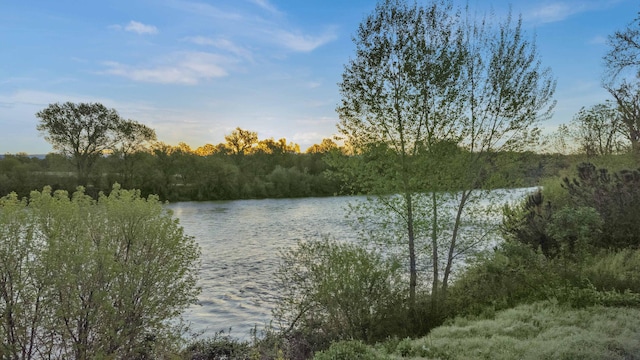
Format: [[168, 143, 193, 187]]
[[1, 148, 574, 201]]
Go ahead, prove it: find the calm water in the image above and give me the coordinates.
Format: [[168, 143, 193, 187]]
[[166, 189, 533, 339]]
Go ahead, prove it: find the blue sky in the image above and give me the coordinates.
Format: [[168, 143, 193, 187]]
[[0, 0, 637, 154]]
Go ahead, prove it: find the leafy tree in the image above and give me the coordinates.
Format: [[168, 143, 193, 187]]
[[255, 138, 300, 155], [608, 81, 640, 155], [36, 102, 155, 186], [604, 11, 640, 80], [603, 11, 640, 156], [0, 185, 200, 359], [305, 138, 339, 154], [335, 0, 555, 316], [36, 102, 121, 184], [194, 143, 218, 156], [224, 127, 258, 155], [112, 119, 156, 188], [567, 102, 627, 157]]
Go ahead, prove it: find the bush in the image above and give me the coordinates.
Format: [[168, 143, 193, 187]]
[[312, 340, 385, 360], [586, 249, 640, 293], [445, 242, 560, 317], [273, 238, 408, 350], [182, 332, 254, 360], [0, 184, 200, 359]]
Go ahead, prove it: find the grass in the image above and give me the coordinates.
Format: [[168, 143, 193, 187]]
[[315, 301, 640, 360]]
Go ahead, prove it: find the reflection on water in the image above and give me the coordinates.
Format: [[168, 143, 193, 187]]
[[166, 196, 360, 339], [166, 189, 534, 339]]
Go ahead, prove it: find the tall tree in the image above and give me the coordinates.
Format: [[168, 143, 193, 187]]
[[224, 127, 258, 155], [337, 0, 466, 309], [36, 102, 155, 186], [604, 11, 640, 80], [608, 81, 640, 154], [567, 102, 627, 157], [36, 102, 121, 184], [603, 11, 640, 155], [113, 119, 157, 188], [335, 0, 555, 315]]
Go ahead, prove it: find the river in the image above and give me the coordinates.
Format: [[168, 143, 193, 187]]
[[166, 189, 534, 339]]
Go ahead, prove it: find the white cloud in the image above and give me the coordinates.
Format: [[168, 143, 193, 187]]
[[272, 28, 338, 52], [527, 3, 581, 23], [103, 52, 231, 85], [183, 36, 253, 60], [251, 0, 281, 15], [170, 1, 243, 21], [525, 1, 624, 25], [589, 35, 608, 45], [124, 21, 158, 35]]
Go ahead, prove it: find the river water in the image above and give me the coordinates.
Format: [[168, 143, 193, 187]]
[[166, 189, 534, 339]]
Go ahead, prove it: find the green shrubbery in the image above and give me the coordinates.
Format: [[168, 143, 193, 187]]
[[0, 185, 200, 359], [273, 239, 409, 351]]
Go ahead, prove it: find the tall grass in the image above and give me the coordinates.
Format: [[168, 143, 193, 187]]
[[316, 301, 640, 360]]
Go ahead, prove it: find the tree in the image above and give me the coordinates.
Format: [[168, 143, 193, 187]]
[[305, 138, 339, 154], [567, 102, 627, 157], [36, 102, 121, 184], [224, 127, 258, 155], [603, 11, 640, 156], [0, 185, 200, 359], [604, 11, 640, 80], [112, 119, 157, 188], [608, 81, 640, 155], [335, 0, 555, 317], [36, 102, 155, 186]]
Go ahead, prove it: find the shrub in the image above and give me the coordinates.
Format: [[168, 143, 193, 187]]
[[585, 249, 640, 293], [273, 238, 407, 350], [182, 332, 253, 360], [312, 340, 384, 360], [445, 241, 560, 317], [0, 185, 200, 359]]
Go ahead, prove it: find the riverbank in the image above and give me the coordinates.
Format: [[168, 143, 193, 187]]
[[313, 301, 640, 359]]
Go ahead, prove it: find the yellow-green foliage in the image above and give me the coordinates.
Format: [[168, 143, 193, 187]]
[[586, 249, 640, 293], [341, 301, 640, 360]]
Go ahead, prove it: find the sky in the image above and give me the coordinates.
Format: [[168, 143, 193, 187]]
[[0, 0, 638, 155]]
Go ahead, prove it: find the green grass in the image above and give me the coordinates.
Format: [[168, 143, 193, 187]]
[[315, 301, 640, 360]]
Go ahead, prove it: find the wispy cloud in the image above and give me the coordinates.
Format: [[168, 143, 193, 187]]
[[174, 0, 337, 53], [589, 35, 608, 45], [183, 36, 253, 60], [110, 21, 159, 34], [251, 0, 281, 15], [525, 1, 623, 24], [102, 52, 231, 85], [170, 1, 243, 21], [272, 28, 338, 52], [527, 2, 583, 23], [125, 21, 158, 35]]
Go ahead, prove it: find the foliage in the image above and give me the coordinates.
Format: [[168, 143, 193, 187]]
[[604, 10, 640, 80], [182, 331, 254, 360], [585, 248, 640, 294], [565, 102, 627, 156], [312, 340, 385, 360], [36, 102, 155, 185], [445, 241, 559, 317], [0, 184, 200, 359], [334, 0, 556, 315], [392, 301, 640, 360], [561, 162, 640, 250], [225, 127, 258, 155], [273, 238, 407, 348]]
